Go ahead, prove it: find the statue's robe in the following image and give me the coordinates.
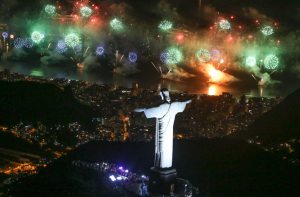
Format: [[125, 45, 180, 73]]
[[143, 101, 188, 168]]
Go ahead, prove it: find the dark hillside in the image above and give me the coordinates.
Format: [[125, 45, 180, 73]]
[[0, 81, 95, 125], [233, 88, 300, 144], [10, 139, 300, 196]]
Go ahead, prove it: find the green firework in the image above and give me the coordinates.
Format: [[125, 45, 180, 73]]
[[196, 49, 211, 63], [219, 19, 231, 30], [80, 6, 93, 18], [165, 47, 183, 65], [65, 33, 80, 48], [45, 5, 56, 16], [158, 20, 173, 31], [261, 25, 274, 36], [31, 31, 45, 43], [245, 56, 257, 67], [264, 54, 279, 70], [110, 18, 124, 31]]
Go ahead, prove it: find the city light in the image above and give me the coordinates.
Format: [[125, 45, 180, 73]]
[[116, 176, 122, 180], [109, 175, 116, 182]]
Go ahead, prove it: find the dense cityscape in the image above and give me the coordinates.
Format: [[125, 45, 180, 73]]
[[0, 69, 282, 142], [0, 69, 290, 193]]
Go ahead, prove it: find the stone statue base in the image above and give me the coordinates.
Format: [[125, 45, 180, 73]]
[[149, 167, 177, 195]]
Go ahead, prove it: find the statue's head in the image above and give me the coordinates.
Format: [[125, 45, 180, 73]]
[[160, 88, 171, 103]]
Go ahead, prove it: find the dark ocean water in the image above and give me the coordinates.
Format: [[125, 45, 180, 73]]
[[0, 60, 299, 97]]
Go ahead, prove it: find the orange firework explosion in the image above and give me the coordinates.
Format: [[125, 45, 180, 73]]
[[207, 64, 223, 82]]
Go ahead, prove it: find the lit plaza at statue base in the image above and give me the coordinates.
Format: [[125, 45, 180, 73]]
[[149, 167, 177, 195], [149, 168, 199, 196], [150, 169, 199, 196], [73, 160, 199, 197]]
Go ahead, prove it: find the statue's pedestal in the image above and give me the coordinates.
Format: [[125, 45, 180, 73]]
[[149, 167, 177, 195]]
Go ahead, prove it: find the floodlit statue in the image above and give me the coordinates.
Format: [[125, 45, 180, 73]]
[[135, 89, 191, 168]]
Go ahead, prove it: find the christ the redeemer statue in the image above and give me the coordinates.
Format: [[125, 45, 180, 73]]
[[135, 89, 191, 169]]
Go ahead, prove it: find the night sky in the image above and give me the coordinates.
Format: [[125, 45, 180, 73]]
[[0, 0, 299, 95]]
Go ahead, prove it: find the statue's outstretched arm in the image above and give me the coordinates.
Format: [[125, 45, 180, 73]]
[[185, 99, 192, 104], [134, 108, 146, 113]]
